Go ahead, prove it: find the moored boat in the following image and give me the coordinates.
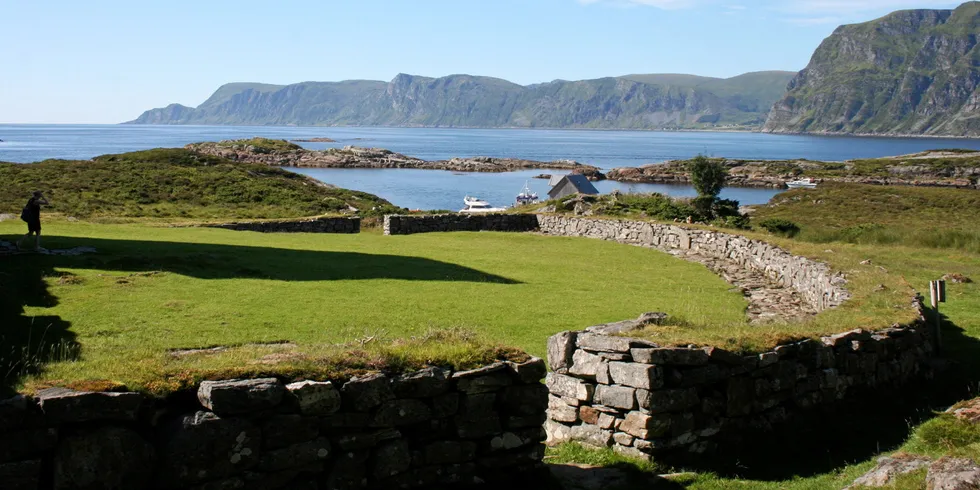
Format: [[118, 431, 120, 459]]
[[460, 196, 508, 213], [786, 178, 818, 189]]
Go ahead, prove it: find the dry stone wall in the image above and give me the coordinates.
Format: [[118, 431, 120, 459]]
[[207, 217, 360, 234], [383, 214, 539, 235], [0, 360, 548, 490], [535, 215, 848, 312], [544, 309, 935, 461]]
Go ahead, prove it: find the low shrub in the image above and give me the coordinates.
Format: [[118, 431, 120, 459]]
[[759, 218, 801, 237]]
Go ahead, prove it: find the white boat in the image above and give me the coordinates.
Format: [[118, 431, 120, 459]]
[[786, 178, 818, 189], [460, 196, 508, 214], [515, 181, 539, 206]]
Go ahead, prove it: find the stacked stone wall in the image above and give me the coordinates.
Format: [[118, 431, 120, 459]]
[[383, 214, 539, 235], [545, 308, 935, 461], [208, 217, 360, 234], [0, 360, 548, 490], [535, 215, 849, 312]]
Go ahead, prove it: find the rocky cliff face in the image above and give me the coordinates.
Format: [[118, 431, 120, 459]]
[[128, 72, 794, 129], [764, 2, 980, 137]]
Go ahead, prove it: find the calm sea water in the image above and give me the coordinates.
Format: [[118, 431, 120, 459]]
[[4, 124, 980, 210]]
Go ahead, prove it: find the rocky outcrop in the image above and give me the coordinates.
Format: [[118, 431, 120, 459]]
[[764, 3, 980, 137], [186, 141, 602, 174], [0, 361, 549, 490], [544, 311, 935, 462], [606, 152, 980, 190]]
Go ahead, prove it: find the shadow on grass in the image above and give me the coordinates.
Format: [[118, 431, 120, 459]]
[[33, 236, 523, 284], [0, 235, 523, 395], [663, 308, 980, 482], [0, 257, 79, 398]]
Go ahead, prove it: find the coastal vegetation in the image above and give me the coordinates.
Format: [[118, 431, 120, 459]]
[[0, 148, 403, 219], [606, 150, 980, 189]]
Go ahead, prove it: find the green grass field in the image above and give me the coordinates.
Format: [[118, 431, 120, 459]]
[[0, 219, 749, 394]]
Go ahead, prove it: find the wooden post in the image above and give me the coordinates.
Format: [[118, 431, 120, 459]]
[[929, 280, 945, 355]]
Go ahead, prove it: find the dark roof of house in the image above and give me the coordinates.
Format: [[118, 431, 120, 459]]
[[563, 174, 599, 194]]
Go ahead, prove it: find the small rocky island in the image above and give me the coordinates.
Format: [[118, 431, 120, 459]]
[[607, 150, 980, 189], [187, 138, 605, 176]]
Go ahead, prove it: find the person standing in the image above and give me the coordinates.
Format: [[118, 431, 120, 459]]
[[19, 191, 48, 252]]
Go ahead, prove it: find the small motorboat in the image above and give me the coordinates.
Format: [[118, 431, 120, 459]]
[[515, 181, 539, 206], [460, 196, 508, 214], [786, 178, 818, 189]]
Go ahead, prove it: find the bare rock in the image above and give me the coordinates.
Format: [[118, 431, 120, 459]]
[[285, 380, 341, 416], [392, 367, 451, 398], [341, 374, 395, 411], [37, 388, 143, 423], [156, 411, 260, 488], [926, 456, 980, 490], [549, 331, 578, 372], [198, 379, 285, 415], [845, 454, 931, 489]]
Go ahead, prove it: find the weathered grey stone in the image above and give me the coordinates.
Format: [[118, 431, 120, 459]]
[[507, 357, 547, 384], [570, 349, 604, 378], [332, 428, 401, 451], [324, 450, 369, 490], [0, 459, 41, 490], [36, 388, 143, 423], [319, 413, 370, 433], [51, 426, 155, 490], [341, 374, 395, 411], [608, 362, 664, 390], [371, 399, 432, 427], [506, 412, 548, 429], [261, 414, 319, 449], [549, 396, 579, 423], [926, 456, 980, 490], [577, 333, 632, 353], [596, 362, 612, 385], [702, 346, 745, 365], [619, 411, 671, 440], [0, 428, 57, 463], [477, 442, 546, 470], [455, 371, 513, 394], [188, 477, 245, 490], [500, 383, 548, 415], [257, 437, 330, 472], [613, 432, 636, 446], [423, 441, 477, 465], [285, 380, 341, 416], [726, 377, 755, 416], [548, 331, 578, 373], [431, 392, 460, 418], [156, 411, 260, 488], [637, 388, 699, 413], [453, 393, 501, 438], [569, 424, 613, 447], [545, 420, 573, 445], [198, 378, 285, 415], [391, 367, 450, 397], [596, 413, 618, 430], [844, 454, 931, 489], [630, 348, 710, 366], [546, 373, 594, 402], [823, 329, 872, 348], [758, 352, 779, 368], [594, 385, 637, 410], [372, 439, 411, 479]]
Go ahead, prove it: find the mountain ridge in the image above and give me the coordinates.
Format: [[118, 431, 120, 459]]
[[128, 71, 796, 129], [764, 2, 980, 137]]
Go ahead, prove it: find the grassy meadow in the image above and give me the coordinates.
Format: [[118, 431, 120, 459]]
[[0, 219, 749, 395]]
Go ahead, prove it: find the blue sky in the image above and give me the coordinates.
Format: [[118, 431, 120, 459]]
[[0, 0, 964, 123]]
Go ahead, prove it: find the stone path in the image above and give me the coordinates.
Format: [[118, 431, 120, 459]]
[[670, 249, 817, 323], [0, 240, 97, 257]]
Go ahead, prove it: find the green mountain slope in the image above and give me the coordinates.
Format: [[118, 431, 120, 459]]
[[128, 71, 795, 129], [764, 2, 980, 136]]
